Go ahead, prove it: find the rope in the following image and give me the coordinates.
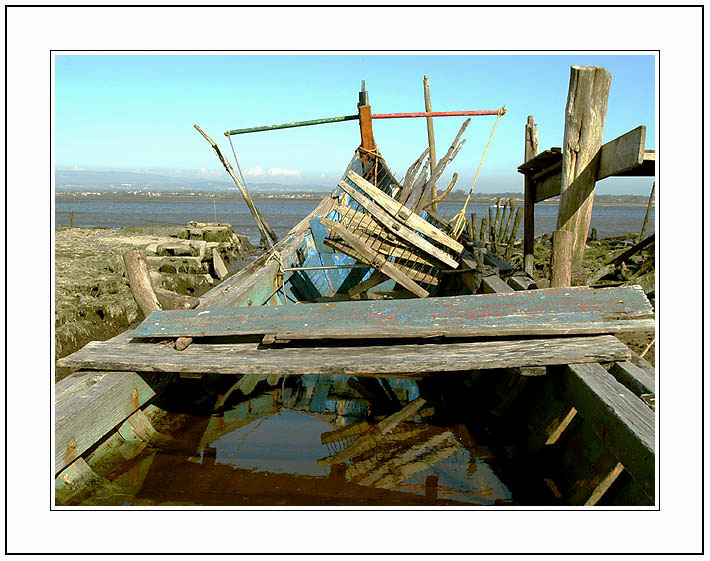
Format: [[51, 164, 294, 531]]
[[449, 107, 505, 239]]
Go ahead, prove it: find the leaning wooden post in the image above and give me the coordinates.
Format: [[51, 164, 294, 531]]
[[505, 207, 523, 261], [69, 211, 75, 228], [471, 213, 478, 243], [523, 116, 539, 275], [423, 75, 438, 212], [550, 229, 574, 287], [480, 215, 489, 246], [122, 249, 161, 317], [639, 181, 655, 242], [556, 66, 612, 271]]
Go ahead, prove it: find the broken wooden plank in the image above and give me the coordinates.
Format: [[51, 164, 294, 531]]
[[347, 270, 388, 298], [129, 285, 653, 341], [58, 331, 631, 377], [338, 180, 459, 268], [608, 360, 655, 397], [554, 362, 654, 500], [480, 275, 515, 294], [55, 371, 156, 474], [320, 218, 430, 298], [597, 126, 646, 181], [605, 234, 655, 267]]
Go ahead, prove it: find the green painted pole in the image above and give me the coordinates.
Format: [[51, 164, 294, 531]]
[[225, 115, 359, 136]]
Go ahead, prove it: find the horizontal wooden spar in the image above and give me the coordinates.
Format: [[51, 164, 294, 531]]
[[129, 285, 653, 341], [57, 331, 631, 377], [224, 109, 505, 135], [372, 109, 505, 119]]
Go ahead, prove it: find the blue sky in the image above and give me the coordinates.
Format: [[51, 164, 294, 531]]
[[54, 54, 655, 194]]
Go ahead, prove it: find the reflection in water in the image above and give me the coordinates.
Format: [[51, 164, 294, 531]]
[[59, 373, 513, 506]]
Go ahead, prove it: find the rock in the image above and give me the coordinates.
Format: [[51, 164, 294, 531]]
[[149, 271, 163, 288], [189, 240, 207, 261], [145, 256, 204, 275], [159, 273, 214, 296], [203, 227, 232, 243], [144, 242, 159, 255], [157, 241, 195, 257], [213, 248, 228, 280]]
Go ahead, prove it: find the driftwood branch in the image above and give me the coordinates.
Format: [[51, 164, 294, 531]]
[[194, 124, 277, 247], [122, 249, 161, 317], [421, 173, 458, 210]]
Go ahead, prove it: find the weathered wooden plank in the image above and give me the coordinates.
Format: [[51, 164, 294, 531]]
[[55, 371, 155, 474], [608, 360, 655, 397], [347, 270, 389, 298], [58, 330, 631, 377], [555, 362, 655, 500], [128, 285, 653, 341], [480, 275, 515, 294], [338, 180, 459, 268], [320, 218, 429, 298], [605, 233, 655, 267], [346, 170, 463, 253], [597, 126, 646, 181]]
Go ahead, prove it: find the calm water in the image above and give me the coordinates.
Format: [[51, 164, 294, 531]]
[[55, 196, 654, 245], [65, 373, 521, 507]]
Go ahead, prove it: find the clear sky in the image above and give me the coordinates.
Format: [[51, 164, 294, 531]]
[[54, 53, 655, 194]]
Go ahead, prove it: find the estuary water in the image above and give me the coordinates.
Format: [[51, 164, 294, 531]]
[[55, 196, 654, 245]]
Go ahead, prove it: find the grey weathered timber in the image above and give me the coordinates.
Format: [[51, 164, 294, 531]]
[[347, 270, 388, 298], [58, 330, 632, 377], [480, 275, 515, 294], [608, 360, 655, 397], [639, 181, 655, 242], [55, 371, 156, 474], [320, 218, 430, 297], [523, 115, 539, 275], [605, 233, 655, 267], [507, 274, 537, 291], [596, 126, 646, 181], [346, 171, 463, 254], [423, 75, 438, 211], [550, 229, 574, 287], [554, 362, 655, 500], [557, 66, 612, 266], [338, 180, 458, 268], [123, 249, 161, 317], [128, 285, 653, 341]]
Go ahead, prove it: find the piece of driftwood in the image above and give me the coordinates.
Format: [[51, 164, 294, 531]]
[[480, 275, 515, 294], [57, 331, 632, 377], [401, 148, 430, 196], [608, 360, 655, 397], [554, 362, 654, 500], [556, 66, 612, 266], [347, 270, 389, 298], [55, 371, 156, 474], [154, 288, 200, 310], [130, 285, 654, 341], [550, 229, 574, 287], [421, 173, 458, 211], [122, 249, 161, 317], [605, 233, 655, 267]]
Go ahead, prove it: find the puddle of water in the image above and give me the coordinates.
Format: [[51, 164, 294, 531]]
[[65, 373, 517, 507]]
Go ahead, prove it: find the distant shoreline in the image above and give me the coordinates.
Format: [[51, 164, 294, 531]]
[[54, 192, 653, 207]]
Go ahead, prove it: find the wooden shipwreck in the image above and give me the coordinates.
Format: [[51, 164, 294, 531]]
[[55, 72, 656, 507]]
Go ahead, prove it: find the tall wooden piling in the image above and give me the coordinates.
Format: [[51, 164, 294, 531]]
[[556, 66, 612, 269], [550, 229, 574, 287], [523, 116, 538, 275], [423, 75, 438, 211]]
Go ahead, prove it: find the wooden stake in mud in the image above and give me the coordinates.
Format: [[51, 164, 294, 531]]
[[423, 75, 438, 212], [194, 124, 275, 250], [523, 115, 539, 275], [505, 207, 523, 261], [550, 229, 574, 287], [70, 211, 75, 228], [639, 181, 655, 242], [122, 249, 161, 317], [556, 66, 612, 268], [471, 213, 478, 242]]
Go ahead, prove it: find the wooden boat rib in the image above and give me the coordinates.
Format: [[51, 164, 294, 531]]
[[55, 85, 655, 507]]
